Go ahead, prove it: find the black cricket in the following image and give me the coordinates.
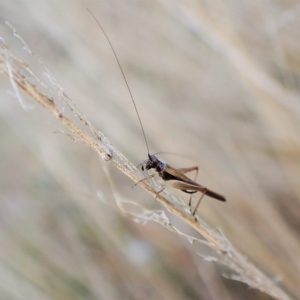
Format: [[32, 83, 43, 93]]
[[88, 9, 226, 216]]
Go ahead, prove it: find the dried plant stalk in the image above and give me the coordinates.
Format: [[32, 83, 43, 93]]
[[0, 32, 293, 300]]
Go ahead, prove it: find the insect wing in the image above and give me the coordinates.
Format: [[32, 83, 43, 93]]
[[165, 165, 226, 202]]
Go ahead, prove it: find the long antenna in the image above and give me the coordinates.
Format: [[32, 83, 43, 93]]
[[87, 8, 150, 155]]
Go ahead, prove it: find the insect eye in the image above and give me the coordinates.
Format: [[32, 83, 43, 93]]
[[141, 165, 144, 171]]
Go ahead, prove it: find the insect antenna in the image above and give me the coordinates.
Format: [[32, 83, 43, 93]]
[[87, 8, 150, 155]]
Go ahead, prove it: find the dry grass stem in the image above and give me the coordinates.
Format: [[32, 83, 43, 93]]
[[0, 26, 293, 300]]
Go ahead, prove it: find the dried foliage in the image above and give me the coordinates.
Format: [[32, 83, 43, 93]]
[[0, 1, 300, 300]]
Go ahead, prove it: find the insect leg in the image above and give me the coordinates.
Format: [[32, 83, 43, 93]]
[[176, 166, 199, 208], [134, 174, 165, 200], [192, 189, 207, 216], [155, 186, 165, 200], [176, 166, 198, 176], [132, 173, 156, 187], [167, 180, 208, 216]]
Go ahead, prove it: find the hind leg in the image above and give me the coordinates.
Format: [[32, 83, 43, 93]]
[[175, 166, 199, 208], [192, 189, 207, 216]]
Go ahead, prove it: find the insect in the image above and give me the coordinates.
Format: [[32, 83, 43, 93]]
[[88, 9, 226, 216]]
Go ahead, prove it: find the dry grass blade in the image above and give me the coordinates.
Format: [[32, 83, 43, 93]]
[[0, 28, 293, 300]]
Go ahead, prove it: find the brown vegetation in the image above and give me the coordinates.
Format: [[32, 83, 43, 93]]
[[0, 1, 300, 299]]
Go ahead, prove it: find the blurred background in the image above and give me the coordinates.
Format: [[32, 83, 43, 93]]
[[0, 0, 300, 299]]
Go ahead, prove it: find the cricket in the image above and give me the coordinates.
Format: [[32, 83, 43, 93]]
[[88, 9, 226, 216]]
